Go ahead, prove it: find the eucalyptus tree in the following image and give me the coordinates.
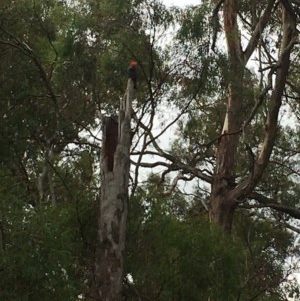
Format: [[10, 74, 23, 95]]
[[127, 1, 300, 296], [1, 0, 300, 300], [209, 0, 299, 232], [134, 1, 300, 231]]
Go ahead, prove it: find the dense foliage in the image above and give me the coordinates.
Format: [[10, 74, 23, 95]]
[[0, 0, 300, 300]]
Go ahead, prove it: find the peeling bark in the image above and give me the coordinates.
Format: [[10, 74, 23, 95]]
[[230, 3, 297, 201], [211, 0, 244, 231], [94, 79, 133, 301], [210, 1, 297, 232]]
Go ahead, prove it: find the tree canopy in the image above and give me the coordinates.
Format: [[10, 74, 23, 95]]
[[0, 0, 300, 300]]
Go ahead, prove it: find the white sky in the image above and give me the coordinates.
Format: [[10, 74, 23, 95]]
[[162, 0, 200, 7]]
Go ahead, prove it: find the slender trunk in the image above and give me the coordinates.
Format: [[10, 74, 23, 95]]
[[38, 145, 56, 206], [0, 220, 5, 251], [94, 79, 133, 301]]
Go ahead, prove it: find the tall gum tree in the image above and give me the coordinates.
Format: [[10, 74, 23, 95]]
[[211, 0, 298, 231], [132, 2, 299, 237]]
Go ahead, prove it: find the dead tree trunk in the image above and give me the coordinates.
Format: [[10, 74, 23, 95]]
[[94, 79, 133, 301]]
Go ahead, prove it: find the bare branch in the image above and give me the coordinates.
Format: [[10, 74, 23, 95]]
[[249, 192, 300, 219], [243, 0, 277, 63], [162, 172, 185, 196], [131, 160, 170, 169], [230, 4, 298, 202], [284, 222, 300, 233], [242, 65, 276, 131], [211, 0, 225, 52]]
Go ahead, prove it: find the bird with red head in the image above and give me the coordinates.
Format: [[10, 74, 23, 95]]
[[128, 60, 138, 89], [130, 61, 138, 68]]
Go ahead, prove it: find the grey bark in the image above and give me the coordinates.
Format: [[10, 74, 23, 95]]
[[94, 79, 133, 301], [38, 144, 56, 206]]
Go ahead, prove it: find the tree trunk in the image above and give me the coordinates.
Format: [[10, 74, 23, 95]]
[[210, 0, 244, 232], [210, 1, 297, 232], [94, 79, 133, 301], [38, 144, 56, 206]]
